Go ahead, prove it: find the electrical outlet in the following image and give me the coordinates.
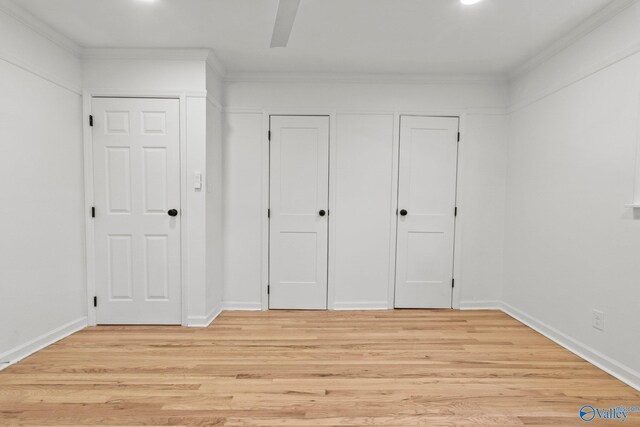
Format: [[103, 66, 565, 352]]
[[592, 310, 605, 331]]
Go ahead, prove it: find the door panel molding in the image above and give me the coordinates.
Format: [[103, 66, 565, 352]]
[[83, 91, 187, 326], [395, 115, 459, 309], [269, 115, 330, 309]]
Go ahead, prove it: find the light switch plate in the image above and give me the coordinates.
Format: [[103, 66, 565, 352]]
[[592, 310, 604, 331]]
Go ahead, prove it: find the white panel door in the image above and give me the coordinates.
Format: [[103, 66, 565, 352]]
[[269, 116, 329, 309], [92, 97, 181, 324], [395, 116, 459, 308]]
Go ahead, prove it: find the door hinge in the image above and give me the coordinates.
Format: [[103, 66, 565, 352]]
[[454, 206, 458, 217], [89, 115, 94, 127], [451, 278, 455, 288], [268, 208, 270, 218], [457, 132, 460, 142], [93, 296, 97, 307], [91, 206, 95, 218], [267, 285, 270, 295], [268, 130, 271, 141]]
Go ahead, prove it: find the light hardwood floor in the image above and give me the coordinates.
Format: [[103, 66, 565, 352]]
[[1, 310, 638, 426]]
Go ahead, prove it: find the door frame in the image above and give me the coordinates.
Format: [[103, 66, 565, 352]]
[[244, 107, 470, 311], [267, 114, 332, 310], [82, 90, 189, 326]]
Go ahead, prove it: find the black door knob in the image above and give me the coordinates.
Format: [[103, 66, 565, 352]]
[[400, 209, 408, 216], [319, 210, 326, 217], [168, 209, 178, 217]]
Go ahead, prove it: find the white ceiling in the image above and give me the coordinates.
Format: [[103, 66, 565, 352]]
[[14, 0, 613, 76]]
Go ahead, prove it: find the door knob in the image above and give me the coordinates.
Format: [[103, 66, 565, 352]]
[[400, 209, 408, 216], [168, 209, 178, 217], [319, 210, 326, 217]]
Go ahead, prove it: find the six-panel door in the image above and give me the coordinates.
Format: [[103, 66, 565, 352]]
[[394, 116, 459, 308], [269, 116, 330, 309], [92, 97, 181, 324]]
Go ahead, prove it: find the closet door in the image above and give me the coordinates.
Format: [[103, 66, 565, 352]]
[[269, 116, 329, 309], [395, 116, 459, 308]]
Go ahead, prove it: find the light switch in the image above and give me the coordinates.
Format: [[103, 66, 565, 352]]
[[194, 172, 202, 190]]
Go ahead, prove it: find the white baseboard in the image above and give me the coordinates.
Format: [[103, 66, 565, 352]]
[[187, 302, 223, 327], [459, 300, 501, 310], [222, 301, 263, 311], [0, 317, 87, 370], [332, 301, 390, 310], [500, 302, 640, 392]]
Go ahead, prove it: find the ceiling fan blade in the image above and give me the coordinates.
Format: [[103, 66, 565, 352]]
[[270, 0, 301, 48]]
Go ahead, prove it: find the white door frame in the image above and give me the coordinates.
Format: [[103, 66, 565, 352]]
[[268, 115, 331, 309], [82, 89, 190, 326], [238, 107, 470, 311], [394, 115, 460, 309]]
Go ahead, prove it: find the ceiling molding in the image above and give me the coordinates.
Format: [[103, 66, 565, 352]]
[[82, 47, 210, 61], [0, 0, 82, 56], [206, 50, 227, 78], [224, 71, 507, 85], [508, 0, 636, 80]]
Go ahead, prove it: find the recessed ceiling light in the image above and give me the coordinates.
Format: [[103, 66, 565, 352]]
[[460, 0, 483, 5]]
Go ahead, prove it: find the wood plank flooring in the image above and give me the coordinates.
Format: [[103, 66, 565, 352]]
[[1, 310, 638, 426]]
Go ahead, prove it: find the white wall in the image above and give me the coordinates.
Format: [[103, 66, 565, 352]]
[[331, 114, 396, 309], [0, 3, 85, 364], [223, 80, 509, 309], [504, 2, 640, 387], [205, 68, 224, 319], [223, 112, 265, 308]]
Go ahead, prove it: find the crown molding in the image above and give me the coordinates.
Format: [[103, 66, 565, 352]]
[[224, 71, 507, 85], [82, 47, 209, 61], [81, 47, 227, 77], [508, 0, 636, 81], [0, 0, 82, 56], [206, 50, 227, 78]]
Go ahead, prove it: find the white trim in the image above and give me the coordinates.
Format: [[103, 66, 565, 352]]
[[187, 302, 223, 327], [500, 302, 640, 392], [223, 302, 263, 311], [261, 112, 270, 310], [509, 0, 636, 80], [332, 302, 390, 310], [206, 94, 223, 110], [82, 47, 209, 61], [509, 40, 640, 113], [178, 93, 189, 327], [206, 50, 227, 79], [0, 52, 81, 95], [224, 72, 506, 85], [459, 300, 501, 310], [451, 114, 464, 309], [327, 112, 338, 309], [82, 90, 188, 326], [0, 317, 87, 369], [85, 89, 207, 99], [387, 113, 401, 309], [82, 91, 96, 326], [0, 0, 81, 56]]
